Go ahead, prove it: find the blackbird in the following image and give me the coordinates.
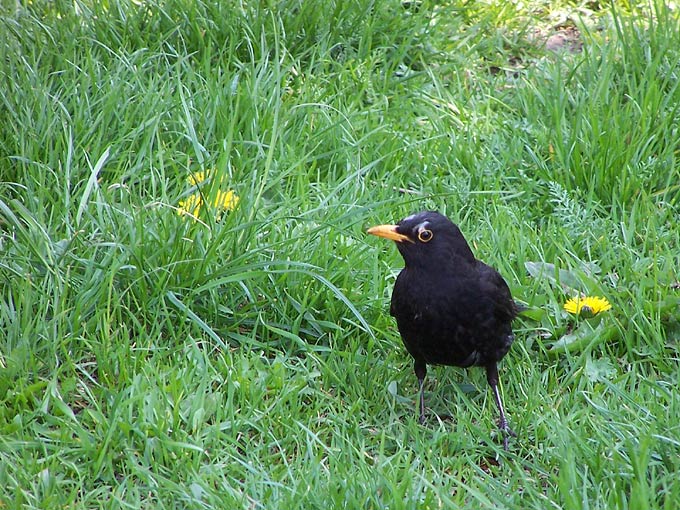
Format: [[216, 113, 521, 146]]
[[368, 211, 517, 449]]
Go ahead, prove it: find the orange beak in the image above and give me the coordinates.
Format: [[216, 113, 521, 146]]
[[367, 224, 413, 243]]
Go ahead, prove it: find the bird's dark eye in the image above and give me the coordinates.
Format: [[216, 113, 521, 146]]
[[418, 229, 433, 243]]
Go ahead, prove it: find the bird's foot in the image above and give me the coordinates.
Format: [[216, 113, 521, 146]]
[[497, 420, 516, 451], [418, 413, 426, 425]]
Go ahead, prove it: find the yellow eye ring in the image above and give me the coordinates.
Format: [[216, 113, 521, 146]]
[[418, 229, 433, 243]]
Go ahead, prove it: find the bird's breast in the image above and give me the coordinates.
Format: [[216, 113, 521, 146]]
[[391, 269, 513, 367]]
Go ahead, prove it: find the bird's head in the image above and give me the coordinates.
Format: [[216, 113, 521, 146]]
[[367, 211, 476, 268]]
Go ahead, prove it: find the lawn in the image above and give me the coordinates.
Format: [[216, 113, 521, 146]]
[[1, 0, 679, 508]]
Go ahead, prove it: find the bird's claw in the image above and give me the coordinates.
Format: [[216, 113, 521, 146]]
[[498, 421, 516, 451]]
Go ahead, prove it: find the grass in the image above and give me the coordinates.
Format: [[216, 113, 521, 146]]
[[1, 0, 680, 508]]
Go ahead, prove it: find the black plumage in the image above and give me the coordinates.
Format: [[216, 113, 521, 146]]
[[368, 211, 517, 449]]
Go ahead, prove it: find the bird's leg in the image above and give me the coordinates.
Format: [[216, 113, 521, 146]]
[[414, 359, 427, 424], [486, 363, 516, 450]]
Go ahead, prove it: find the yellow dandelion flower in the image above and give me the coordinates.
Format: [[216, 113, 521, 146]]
[[213, 189, 239, 212], [177, 193, 203, 218], [564, 296, 612, 317], [178, 170, 239, 220], [188, 171, 208, 186]]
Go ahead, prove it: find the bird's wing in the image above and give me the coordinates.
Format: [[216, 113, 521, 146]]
[[476, 262, 517, 323]]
